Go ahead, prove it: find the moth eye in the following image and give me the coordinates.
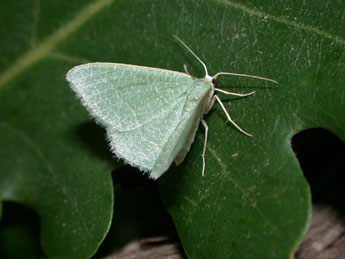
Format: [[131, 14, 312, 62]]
[[212, 78, 218, 87]]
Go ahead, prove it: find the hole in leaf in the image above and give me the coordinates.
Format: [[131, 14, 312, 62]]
[[291, 128, 345, 212], [94, 166, 183, 258], [0, 202, 44, 258]]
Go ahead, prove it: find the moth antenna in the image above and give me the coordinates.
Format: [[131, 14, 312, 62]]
[[173, 34, 210, 78], [214, 72, 278, 84]]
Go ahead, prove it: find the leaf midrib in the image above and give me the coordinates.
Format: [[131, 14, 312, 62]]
[[217, 0, 345, 45], [0, 0, 113, 89]]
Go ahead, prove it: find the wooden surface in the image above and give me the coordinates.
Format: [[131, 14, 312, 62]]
[[105, 236, 186, 259], [295, 204, 345, 259]]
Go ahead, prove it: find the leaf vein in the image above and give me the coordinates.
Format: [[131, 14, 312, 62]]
[[206, 141, 280, 235], [0, 0, 113, 89], [220, 1, 345, 46]]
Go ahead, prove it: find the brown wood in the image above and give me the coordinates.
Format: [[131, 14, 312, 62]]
[[105, 236, 186, 259], [295, 204, 345, 259]]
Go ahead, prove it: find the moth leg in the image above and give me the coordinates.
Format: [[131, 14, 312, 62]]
[[184, 64, 190, 75], [201, 119, 208, 176], [214, 95, 252, 137], [215, 88, 256, 97]]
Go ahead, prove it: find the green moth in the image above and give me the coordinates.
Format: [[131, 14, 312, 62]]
[[66, 35, 277, 179]]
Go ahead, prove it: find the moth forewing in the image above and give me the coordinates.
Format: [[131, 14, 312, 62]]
[[174, 78, 214, 165]]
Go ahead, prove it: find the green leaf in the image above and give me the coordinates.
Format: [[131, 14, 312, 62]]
[[159, 1, 344, 258], [0, 0, 343, 258], [0, 0, 115, 258]]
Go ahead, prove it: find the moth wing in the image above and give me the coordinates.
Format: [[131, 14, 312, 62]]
[[151, 79, 213, 179], [66, 63, 193, 176]]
